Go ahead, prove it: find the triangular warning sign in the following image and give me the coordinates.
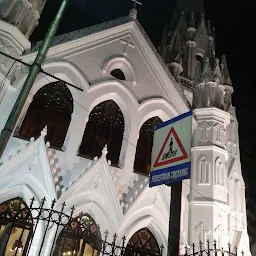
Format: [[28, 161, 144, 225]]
[[153, 127, 188, 168]]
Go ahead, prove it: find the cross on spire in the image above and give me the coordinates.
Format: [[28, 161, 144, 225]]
[[129, 0, 142, 19], [131, 0, 142, 9]]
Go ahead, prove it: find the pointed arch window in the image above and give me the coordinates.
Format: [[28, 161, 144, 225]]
[[215, 158, 224, 186], [197, 156, 210, 184], [110, 69, 126, 80], [125, 228, 160, 255], [19, 81, 73, 149], [134, 117, 162, 175], [79, 100, 124, 166], [0, 198, 33, 255], [54, 214, 101, 255]]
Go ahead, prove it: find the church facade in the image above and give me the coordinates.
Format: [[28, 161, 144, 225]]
[[0, 0, 251, 255]]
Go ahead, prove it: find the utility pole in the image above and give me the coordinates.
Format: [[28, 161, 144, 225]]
[[0, 0, 70, 158]]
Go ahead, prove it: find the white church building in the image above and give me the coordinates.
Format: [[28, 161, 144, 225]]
[[0, 0, 251, 255]]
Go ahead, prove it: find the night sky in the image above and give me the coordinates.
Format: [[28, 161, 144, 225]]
[[31, 0, 255, 198]]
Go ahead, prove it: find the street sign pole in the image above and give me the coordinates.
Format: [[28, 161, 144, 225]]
[[167, 181, 182, 256], [149, 110, 192, 256]]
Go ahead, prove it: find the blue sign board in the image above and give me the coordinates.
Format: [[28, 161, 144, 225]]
[[149, 111, 192, 187]]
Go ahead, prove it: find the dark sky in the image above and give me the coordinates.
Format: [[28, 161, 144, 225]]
[[31, 0, 255, 198]]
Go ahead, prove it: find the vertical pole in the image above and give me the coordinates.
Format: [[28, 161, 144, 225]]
[[167, 181, 182, 256], [0, 0, 70, 158]]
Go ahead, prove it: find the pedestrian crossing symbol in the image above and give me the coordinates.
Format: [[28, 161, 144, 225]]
[[154, 127, 188, 168], [149, 111, 192, 187]]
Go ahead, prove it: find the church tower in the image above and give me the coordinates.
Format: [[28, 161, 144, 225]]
[[159, 0, 250, 253], [0, 0, 47, 101]]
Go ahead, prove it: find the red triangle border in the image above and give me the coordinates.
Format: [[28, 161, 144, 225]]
[[153, 127, 188, 168]]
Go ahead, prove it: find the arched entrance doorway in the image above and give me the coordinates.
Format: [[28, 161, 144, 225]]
[[0, 198, 33, 255], [54, 213, 101, 256], [125, 228, 161, 256]]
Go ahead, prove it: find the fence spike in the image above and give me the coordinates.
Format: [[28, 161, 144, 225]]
[[207, 240, 210, 254], [104, 230, 109, 242], [160, 245, 164, 255], [51, 199, 56, 209], [213, 240, 217, 250], [70, 206, 75, 217], [185, 245, 188, 255], [113, 233, 117, 244], [30, 197, 35, 208], [60, 201, 66, 212], [199, 240, 203, 251], [40, 197, 46, 207], [122, 236, 126, 247]]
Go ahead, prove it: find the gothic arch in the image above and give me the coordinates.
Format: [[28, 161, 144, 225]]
[[83, 82, 137, 167], [40, 60, 90, 92], [126, 227, 161, 254], [215, 157, 224, 186], [0, 184, 40, 208], [87, 81, 138, 134], [196, 155, 210, 184], [102, 56, 136, 85], [53, 213, 101, 255], [118, 207, 168, 254], [134, 116, 163, 175], [15, 61, 90, 153], [19, 81, 73, 148], [137, 98, 179, 129], [0, 185, 45, 254], [79, 100, 124, 166], [0, 198, 33, 255], [16, 60, 89, 99], [58, 190, 119, 236]]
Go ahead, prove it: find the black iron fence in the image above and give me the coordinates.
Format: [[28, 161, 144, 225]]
[[0, 197, 163, 256], [180, 241, 245, 256], [0, 197, 247, 256]]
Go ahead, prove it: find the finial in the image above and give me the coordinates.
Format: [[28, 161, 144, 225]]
[[129, 0, 142, 19], [189, 11, 195, 28], [40, 125, 47, 137], [102, 144, 108, 156], [207, 20, 212, 36]]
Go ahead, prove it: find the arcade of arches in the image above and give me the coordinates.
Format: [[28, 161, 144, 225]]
[[18, 82, 163, 172]]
